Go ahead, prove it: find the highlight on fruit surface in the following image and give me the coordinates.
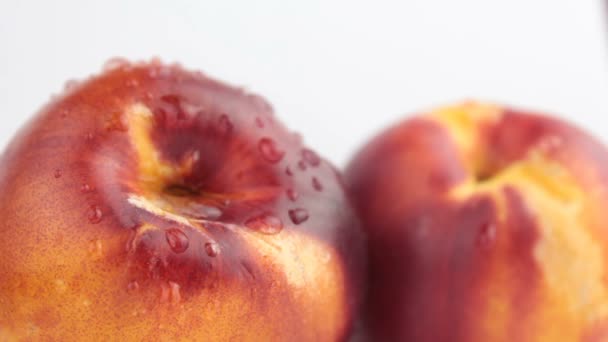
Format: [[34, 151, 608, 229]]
[[346, 101, 608, 342], [0, 59, 366, 341]]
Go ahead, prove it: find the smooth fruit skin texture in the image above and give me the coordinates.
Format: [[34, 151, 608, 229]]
[[0, 60, 365, 341], [346, 102, 608, 342]]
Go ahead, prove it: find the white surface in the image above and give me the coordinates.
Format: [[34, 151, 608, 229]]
[[0, 0, 606, 166]]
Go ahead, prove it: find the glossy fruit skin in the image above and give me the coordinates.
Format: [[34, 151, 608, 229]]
[[0, 60, 366, 341], [346, 102, 608, 342]]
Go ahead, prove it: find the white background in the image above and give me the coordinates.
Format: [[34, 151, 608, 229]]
[[0, 1, 606, 166]]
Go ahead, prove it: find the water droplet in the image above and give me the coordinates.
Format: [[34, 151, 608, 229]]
[[205, 242, 220, 257], [80, 183, 92, 193], [87, 205, 103, 224], [255, 117, 264, 128], [302, 149, 321, 167], [244, 213, 283, 234], [64, 79, 79, 90], [125, 78, 139, 87], [286, 189, 299, 201], [285, 166, 293, 176], [88, 239, 103, 258], [312, 177, 323, 191], [165, 228, 189, 253], [54, 279, 67, 293], [477, 222, 497, 248], [181, 203, 222, 220], [103, 57, 129, 71], [289, 208, 309, 225], [218, 114, 233, 135], [160, 282, 181, 304], [258, 138, 285, 163], [105, 110, 127, 132], [127, 281, 140, 292], [297, 160, 307, 171], [169, 282, 181, 304], [54, 169, 62, 179]]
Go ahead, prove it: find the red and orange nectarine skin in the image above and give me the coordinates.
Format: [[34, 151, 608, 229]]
[[0, 60, 366, 341], [346, 102, 608, 341]]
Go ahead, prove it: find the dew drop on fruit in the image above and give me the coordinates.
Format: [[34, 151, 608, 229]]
[[54, 169, 62, 179], [244, 214, 283, 234], [127, 281, 140, 292], [289, 208, 309, 225], [217, 114, 233, 135], [88, 239, 103, 258], [64, 79, 79, 91], [258, 138, 285, 163], [165, 227, 189, 253], [205, 242, 220, 257], [286, 188, 299, 201], [87, 205, 103, 224], [302, 149, 321, 167], [255, 117, 264, 128], [80, 183, 92, 193], [476, 222, 497, 248], [103, 57, 129, 71], [312, 177, 323, 191], [181, 202, 222, 220]]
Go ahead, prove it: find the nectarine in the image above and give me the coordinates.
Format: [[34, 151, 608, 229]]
[[346, 102, 608, 341], [0, 60, 366, 341]]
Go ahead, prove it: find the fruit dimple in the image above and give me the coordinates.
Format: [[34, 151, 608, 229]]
[[258, 137, 285, 163], [302, 149, 321, 167], [244, 213, 284, 234], [165, 227, 190, 253], [53, 169, 62, 179], [288, 208, 309, 225], [87, 205, 103, 224]]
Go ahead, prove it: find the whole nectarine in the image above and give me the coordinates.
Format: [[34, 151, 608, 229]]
[[346, 102, 608, 341], [0, 60, 365, 341]]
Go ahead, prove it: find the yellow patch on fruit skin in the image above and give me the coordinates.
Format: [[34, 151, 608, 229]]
[[126, 103, 194, 193], [431, 101, 501, 177], [436, 102, 608, 341]]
